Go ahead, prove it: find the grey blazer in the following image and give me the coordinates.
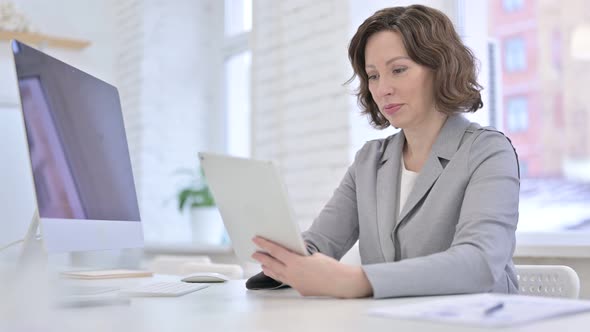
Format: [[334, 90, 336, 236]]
[[302, 115, 520, 299]]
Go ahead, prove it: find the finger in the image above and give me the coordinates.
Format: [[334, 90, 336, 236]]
[[252, 251, 286, 271], [261, 265, 283, 283], [253, 252, 287, 283], [253, 236, 297, 264]]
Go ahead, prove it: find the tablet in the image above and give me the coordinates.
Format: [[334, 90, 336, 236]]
[[199, 152, 308, 263]]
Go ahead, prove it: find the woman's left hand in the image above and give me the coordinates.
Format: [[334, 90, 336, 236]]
[[251, 236, 373, 298]]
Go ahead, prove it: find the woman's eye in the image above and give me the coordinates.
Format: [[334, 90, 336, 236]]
[[367, 74, 377, 80], [393, 67, 407, 74]]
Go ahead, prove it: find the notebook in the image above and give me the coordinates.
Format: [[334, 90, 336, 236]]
[[60, 269, 153, 279], [369, 293, 590, 328]]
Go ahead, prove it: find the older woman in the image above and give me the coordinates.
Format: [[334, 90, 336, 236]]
[[250, 4, 520, 299]]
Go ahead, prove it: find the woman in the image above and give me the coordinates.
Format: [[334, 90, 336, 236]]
[[250, 4, 520, 299]]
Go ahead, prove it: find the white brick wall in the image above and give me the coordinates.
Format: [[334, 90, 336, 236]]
[[116, 0, 225, 244], [112, 0, 144, 196], [252, 0, 352, 230]]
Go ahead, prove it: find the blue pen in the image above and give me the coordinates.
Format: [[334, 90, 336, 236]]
[[483, 302, 504, 316]]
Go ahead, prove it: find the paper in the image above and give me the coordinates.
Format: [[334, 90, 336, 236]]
[[369, 293, 590, 328], [60, 269, 153, 279]]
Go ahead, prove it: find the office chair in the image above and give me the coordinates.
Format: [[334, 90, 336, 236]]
[[339, 246, 582, 299], [515, 265, 580, 299]]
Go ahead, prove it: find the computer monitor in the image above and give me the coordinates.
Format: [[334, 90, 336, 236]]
[[11, 40, 143, 254]]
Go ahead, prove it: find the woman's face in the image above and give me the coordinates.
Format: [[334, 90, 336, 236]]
[[364, 30, 437, 130]]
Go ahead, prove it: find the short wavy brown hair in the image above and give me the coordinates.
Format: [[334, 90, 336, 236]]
[[347, 5, 483, 129]]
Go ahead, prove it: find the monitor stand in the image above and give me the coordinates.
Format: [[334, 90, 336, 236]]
[[19, 209, 48, 267], [0, 210, 48, 281]]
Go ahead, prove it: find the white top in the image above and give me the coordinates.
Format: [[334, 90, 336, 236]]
[[399, 157, 419, 215]]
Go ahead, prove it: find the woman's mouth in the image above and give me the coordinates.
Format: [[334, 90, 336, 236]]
[[382, 103, 403, 116]]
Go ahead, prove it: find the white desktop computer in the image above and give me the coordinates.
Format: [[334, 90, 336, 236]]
[[0, 40, 216, 302], [9, 40, 143, 260]]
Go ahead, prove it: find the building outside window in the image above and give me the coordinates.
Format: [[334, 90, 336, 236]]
[[489, 0, 590, 235], [506, 96, 528, 133], [502, 0, 524, 12], [504, 37, 527, 72]]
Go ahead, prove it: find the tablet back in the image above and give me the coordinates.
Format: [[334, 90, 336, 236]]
[[199, 152, 308, 263]]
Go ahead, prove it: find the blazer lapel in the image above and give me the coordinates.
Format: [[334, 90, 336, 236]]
[[396, 152, 443, 224], [375, 131, 405, 262], [396, 115, 471, 229]]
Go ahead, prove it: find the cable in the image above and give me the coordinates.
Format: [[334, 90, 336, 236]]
[[0, 239, 24, 252]]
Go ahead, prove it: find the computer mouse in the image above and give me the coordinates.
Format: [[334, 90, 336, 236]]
[[181, 272, 230, 283]]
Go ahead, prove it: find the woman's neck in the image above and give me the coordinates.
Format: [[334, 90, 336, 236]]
[[403, 112, 448, 172]]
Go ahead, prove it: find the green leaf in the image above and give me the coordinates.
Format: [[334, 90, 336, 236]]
[[175, 166, 216, 214]]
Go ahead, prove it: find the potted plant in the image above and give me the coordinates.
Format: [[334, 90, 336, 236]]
[[176, 168, 225, 245], [177, 174, 215, 212]]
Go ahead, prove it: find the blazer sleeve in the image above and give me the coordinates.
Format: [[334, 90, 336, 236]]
[[362, 130, 520, 298], [301, 153, 360, 260]]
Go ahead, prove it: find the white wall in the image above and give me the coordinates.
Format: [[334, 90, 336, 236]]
[[133, 0, 225, 245], [251, 0, 352, 230]]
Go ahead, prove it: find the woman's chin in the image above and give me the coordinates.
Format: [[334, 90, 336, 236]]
[[387, 118, 404, 129], [382, 112, 405, 129]]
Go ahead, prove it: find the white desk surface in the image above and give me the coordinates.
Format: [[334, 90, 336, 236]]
[[5, 276, 590, 332]]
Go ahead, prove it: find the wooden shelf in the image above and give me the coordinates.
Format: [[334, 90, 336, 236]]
[[0, 30, 90, 49]]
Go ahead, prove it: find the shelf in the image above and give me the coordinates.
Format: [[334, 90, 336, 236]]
[[0, 30, 90, 49]]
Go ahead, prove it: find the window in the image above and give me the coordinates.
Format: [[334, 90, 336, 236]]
[[224, 0, 252, 158], [487, 0, 590, 245], [504, 37, 526, 72], [506, 97, 528, 132], [224, 0, 252, 37], [502, 0, 524, 12], [225, 51, 251, 157]]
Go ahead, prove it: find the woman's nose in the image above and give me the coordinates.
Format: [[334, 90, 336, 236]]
[[376, 79, 394, 97]]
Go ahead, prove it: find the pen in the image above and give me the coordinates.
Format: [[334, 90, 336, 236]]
[[483, 302, 504, 316]]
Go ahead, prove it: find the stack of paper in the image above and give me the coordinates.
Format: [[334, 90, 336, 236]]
[[60, 269, 153, 279], [369, 293, 590, 328]]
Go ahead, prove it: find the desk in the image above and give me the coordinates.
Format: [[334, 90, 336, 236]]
[[4, 278, 590, 332]]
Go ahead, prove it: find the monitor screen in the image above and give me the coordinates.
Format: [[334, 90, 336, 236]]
[[12, 40, 143, 252]]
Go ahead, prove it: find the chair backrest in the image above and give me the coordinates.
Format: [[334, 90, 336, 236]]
[[515, 265, 580, 299]]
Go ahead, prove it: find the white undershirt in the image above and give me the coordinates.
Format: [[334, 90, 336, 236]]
[[399, 157, 419, 215]]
